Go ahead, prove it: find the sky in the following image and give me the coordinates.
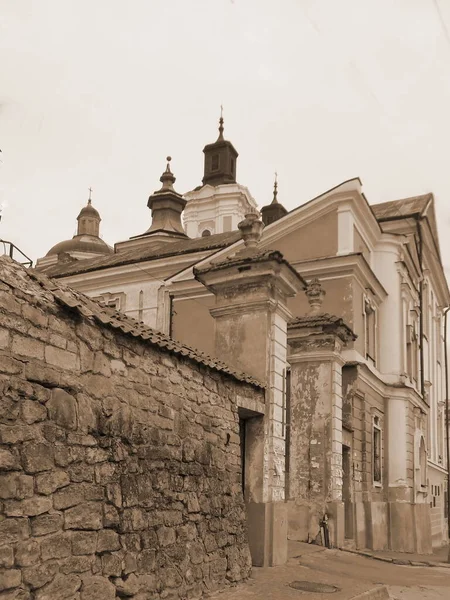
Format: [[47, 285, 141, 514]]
[[1, 0, 450, 279]]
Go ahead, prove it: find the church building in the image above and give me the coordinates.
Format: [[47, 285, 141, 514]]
[[35, 116, 450, 561]]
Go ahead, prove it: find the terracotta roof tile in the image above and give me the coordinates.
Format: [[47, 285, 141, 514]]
[[371, 194, 432, 220], [45, 231, 241, 278], [288, 313, 357, 341], [0, 256, 263, 389]]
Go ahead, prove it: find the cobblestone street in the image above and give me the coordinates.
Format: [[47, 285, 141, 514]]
[[211, 542, 450, 600]]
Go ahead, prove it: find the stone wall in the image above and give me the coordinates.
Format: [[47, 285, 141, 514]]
[[0, 258, 263, 599]]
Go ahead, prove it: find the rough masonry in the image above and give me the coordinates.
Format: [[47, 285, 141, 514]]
[[0, 256, 264, 600]]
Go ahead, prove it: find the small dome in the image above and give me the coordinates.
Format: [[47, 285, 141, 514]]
[[77, 203, 100, 220], [46, 234, 113, 257]]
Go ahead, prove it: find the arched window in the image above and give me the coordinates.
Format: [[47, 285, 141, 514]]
[[419, 437, 427, 488], [201, 229, 211, 237]]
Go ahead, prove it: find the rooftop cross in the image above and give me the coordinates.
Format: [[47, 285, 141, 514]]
[[88, 187, 93, 204]]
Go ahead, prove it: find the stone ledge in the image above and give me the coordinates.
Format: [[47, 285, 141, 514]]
[[340, 546, 450, 568]]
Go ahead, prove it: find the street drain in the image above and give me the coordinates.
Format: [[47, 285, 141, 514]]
[[289, 581, 340, 593]]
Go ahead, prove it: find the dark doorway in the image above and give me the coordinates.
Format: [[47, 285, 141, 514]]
[[342, 445, 353, 539], [239, 417, 246, 494]]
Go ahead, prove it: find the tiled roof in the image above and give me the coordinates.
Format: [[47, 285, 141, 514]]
[[0, 256, 264, 389], [45, 231, 241, 278], [371, 194, 432, 220], [194, 249, 308, 288], [288, 313, 357, 341]]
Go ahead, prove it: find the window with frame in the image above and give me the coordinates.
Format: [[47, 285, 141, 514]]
[[373, 416, 382, 484], [211, 154, 220, 171], [419, 436, 427, 488], [364, 299, 376, 365], [406, 318, 419, 383], [423, 282, 430, 339], [436, 314, 442, 363]]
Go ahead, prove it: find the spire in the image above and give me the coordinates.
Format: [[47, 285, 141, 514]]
[[158, 156, 176, 191], [272, 172, 279, 204], [217, 105, 224, 141], [260, 172, 288, 226]]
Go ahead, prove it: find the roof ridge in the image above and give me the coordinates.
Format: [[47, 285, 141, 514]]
[[24, 263, 264, 389]]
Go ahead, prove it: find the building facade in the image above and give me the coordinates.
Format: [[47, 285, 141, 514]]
[[36, 118, 450, 553]]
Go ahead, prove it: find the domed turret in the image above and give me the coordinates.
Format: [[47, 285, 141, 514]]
[[35, 189, 113, 271]]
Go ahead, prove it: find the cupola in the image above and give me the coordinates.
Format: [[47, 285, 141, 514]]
[[261, 173, 288, 226], [202, 108, 238, 187], [35, 189, 113, 271]]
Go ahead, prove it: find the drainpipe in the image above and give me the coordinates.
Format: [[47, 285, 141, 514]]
[[416, 217, 426, 399], [168, 293, 174, 338], [444, 307, 450, 558]]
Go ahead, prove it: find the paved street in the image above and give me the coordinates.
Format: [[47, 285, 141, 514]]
[[211, 542, 450, 600]]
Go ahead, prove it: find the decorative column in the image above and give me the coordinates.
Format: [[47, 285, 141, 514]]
[[287, 279, 356, 547], [194, 213, 306, 567]]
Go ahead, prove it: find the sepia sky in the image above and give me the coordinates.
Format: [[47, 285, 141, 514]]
[[1, 0, 450, 278]]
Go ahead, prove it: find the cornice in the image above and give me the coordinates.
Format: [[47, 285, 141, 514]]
[[290, 253, 387, 302]]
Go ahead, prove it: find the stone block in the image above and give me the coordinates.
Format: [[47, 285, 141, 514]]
[[80, 576, 116, 600], [22, 561, 58, 590], [21, 400, 47, 425], [0, 546, 14, 568], [64, 502, 103, 530], [59, 555, 93, 575], [0, 425, 36, 445], [156, 526, 176, 547], [4, 496, 52, 517], [0, 518, 29, 545], [34, 573, 81, 599], [96, 530, 121, 553], [71, 531, 98, 556], [0, 568, 22, 590], [101, 552, 122, 577], [47, 389, 77, 431], [0, 473, 34, 500], [35, 470, 70, 495], [21, 443, 54, 474], [15, 540, 40, 567], [12, 335, 44, 360], [40, 532, 71, 561], [54, 483, 103, 510], [44, 346, 79, 372], [0, 448, 20, 471], [31, 514, 63, 537]]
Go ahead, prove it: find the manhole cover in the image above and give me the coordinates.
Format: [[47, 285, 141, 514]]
[[289, 581, 340, 593]]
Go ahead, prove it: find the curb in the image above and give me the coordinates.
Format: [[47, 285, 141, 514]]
[[350, 586, 390, 600], [340, 547, 450, 568]]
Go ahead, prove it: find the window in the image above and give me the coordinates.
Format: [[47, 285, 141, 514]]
[[436, 315, 442, 363], [419, 436, 427, 488], [92, 292, 126, 312], [364, 299, 376, 364], [406, 318, 419, 383], [230, 157, 235, 174], [423, 282, 430, 338], [373, 416, 382, 484], [211, 154, 220, 171], [201, 229, 211, 237]]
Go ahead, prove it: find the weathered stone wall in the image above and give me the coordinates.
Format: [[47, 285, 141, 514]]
[[0, 261, 263, 599]]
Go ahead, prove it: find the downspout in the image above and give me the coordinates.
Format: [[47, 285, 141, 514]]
[[416, 217, 426, 399], [416, 197, 432, 400], [168, 293, 174, 338], [444, 307, 450, 553]]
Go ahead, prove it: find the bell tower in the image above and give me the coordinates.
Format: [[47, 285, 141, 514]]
[[183, 110, 257, 238], [202, 107, 238, 187]]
